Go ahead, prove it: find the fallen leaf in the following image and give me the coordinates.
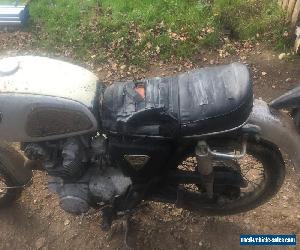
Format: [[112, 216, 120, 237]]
[[146, 42, 152, 49], [64, 219, 70, 226], [35, 237, 46, 249], [278, 53, 286, 60], [156, 46, 160, 53]]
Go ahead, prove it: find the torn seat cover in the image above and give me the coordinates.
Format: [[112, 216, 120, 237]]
[[101, 63, 253, 137]]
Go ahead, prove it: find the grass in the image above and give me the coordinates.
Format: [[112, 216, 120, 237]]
[[28, 0, 288, 66], [213, 0, 288, 49]]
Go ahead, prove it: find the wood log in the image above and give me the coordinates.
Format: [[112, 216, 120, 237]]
[[287, 0, 297, 20], [291, 0, 300, 27], [282, 0, 289, 9], [294, 26, 300, 53], [279, 0, 283, 6]]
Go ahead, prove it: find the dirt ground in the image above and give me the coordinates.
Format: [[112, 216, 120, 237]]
[[0, 32, 300, 250]]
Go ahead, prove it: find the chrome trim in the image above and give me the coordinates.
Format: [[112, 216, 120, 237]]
[[207, 139, 247, 160], [182, 119, 249, 139], [248, 99, 300, 172], [108, 131, 173, 140]]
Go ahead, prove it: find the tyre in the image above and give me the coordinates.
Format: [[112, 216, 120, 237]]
[[178, 141, 286, 215]]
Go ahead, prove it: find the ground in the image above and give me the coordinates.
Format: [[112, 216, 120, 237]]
[[0, 32, 300, 250]]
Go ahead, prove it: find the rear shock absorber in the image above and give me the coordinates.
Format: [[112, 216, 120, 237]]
[[195, 141, 214, 199], [195, 139, 248, 199]]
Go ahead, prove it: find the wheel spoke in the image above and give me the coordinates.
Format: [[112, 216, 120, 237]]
[[246, 166, 262, 172], [245, 178, 259, 188], [242, 168, 252, 177], [244, 177, 258, 187], [178, 148, 269, 208], [0, 179, 7, 196], [0, 189, 6, 196]]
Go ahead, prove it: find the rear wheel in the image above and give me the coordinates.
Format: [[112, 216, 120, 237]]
[[178, 141, 285, 215]]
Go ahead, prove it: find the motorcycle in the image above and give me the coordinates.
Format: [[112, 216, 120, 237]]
[[0, 56, 299, 230]]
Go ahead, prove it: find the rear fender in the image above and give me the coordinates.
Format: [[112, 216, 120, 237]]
[[247, 99, 300, 172], [269, 85, 300, 109]]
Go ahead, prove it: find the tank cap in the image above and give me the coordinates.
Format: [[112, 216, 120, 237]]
[[0, 58, 20, 76]]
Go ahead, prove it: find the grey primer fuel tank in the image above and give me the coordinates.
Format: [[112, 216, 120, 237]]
[[0, 56, 99, 142]]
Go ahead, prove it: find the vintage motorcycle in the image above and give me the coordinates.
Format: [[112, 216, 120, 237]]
[[0, 56, 299, 229]]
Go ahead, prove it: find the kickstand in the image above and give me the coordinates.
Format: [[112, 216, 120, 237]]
[[100, 205, 116, 231], [122, 213, 133, 250], [175, 185, 185, 208], [104, 209, 134, 250]]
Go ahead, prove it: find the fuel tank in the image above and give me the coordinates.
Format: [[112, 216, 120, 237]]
[[0, 56, 99, 142]]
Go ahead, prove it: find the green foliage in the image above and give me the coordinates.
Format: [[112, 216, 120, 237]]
[[28, 0, 220, 64], [213, 0, 287, 47], [28, 0, 288, 65]]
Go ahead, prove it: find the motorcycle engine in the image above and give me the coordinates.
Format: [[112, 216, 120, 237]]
[[22, 135, 132, 214]]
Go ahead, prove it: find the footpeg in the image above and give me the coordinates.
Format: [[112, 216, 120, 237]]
[[175, 185, 185, 207]]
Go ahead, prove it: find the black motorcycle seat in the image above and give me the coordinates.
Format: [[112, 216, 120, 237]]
[[101, 62, 253, 137]]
